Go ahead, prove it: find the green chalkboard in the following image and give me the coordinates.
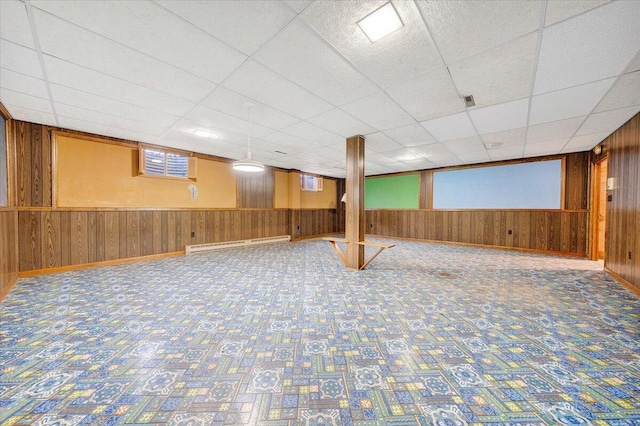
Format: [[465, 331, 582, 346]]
[[365, 174, 420, 209]]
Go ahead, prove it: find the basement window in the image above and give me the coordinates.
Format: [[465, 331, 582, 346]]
[[301, 174, 323, 191], [139, 146, 196, 179]]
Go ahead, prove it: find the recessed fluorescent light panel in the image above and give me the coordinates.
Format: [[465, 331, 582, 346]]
[[358, 2, 403, 43], [193, 129, 216, 138]]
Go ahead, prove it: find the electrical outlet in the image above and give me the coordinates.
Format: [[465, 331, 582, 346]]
[[191, 231, 195, 237], [508, 230, 513, 235], [629, 251, 632, 260]]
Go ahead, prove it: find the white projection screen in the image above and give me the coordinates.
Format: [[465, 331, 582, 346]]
[[433, 159, 562, 209]]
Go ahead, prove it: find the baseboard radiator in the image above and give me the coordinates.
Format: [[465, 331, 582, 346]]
[[186, 235, 291, 254]]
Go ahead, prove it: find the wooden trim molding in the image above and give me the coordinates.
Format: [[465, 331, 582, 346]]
[[367, 233, 587, 258], [18, 251, 185, 278], [0, 274, 19, 302], [605, 267, 640, 297]]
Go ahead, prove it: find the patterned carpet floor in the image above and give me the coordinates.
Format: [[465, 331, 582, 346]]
[[1, 238, 639, 425]]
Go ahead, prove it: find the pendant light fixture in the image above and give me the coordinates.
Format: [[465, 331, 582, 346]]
[[233, 101, 264, 172]]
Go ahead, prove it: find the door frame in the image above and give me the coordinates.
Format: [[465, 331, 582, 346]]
[[590, 156, 608, 260]]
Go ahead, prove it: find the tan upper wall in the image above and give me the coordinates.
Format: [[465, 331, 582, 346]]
[[286, 171, 337, 209], [274, 170, 289, 209], [300, 178, 337, 209], [56, 134, 237, 208]]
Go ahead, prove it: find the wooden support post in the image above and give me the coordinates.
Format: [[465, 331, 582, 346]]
[[345, 135, 365, 270]]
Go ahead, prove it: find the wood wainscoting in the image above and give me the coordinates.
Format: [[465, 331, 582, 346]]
[[290, 209, 345, 240], [18, 209, 291, 272], [602, 113, 639, 290], [0, 209, 19, 297], [365, 209, 588, 256]]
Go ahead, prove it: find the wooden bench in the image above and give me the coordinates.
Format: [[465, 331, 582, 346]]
[[321, 237, 395, 270]]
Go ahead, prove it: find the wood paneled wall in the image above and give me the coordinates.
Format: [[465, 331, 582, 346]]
[[237, 168, 275, 208], [604, 113, 639, 290], [366, 210, 587, 255], [0, 209, 18, 293], [15, 121, 52, 207], [290, 209, 344, 240], [18, 209, 290, 272]]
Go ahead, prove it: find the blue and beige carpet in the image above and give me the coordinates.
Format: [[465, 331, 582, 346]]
[[1, 238, 639, 425]]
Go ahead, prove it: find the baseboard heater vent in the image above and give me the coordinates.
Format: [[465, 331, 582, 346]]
[[186, 235, 291, 254]]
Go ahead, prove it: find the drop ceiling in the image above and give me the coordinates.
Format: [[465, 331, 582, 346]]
[[1, 0, 639, 178]]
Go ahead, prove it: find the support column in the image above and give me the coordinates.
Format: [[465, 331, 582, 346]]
[[345, 135, 365, 270]]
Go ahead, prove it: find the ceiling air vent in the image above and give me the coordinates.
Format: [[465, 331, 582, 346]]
[[463, 95, 475, 107]]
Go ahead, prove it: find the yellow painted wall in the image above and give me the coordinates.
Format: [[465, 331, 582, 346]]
[[288, 172, 301, 209], [274, 170, 289, 209], [300, 178, 337, 209], [56, 135, 237, 208]]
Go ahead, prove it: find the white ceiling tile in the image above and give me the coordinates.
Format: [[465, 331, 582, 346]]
[[156, 0, 296, 56], [385, 66, 465, 121], [534, 1, 640, 94], [157, 129, 238, 153], [33, 9, 216, 102], [362, 132, 405, 153], [223, 60, 333, 120], [307, 108, 375, 138], [562, 131, 612, 152], [57, 116, 157, 143], [449, 33, 537, 108], [481, 128, 526, 148], [199, 87, 298, 131], [166, 120, 247, 145], [594, 71, 640, 113], [628, 54, 640, 73], [3, 105, 57, 126], [455, 150, 491, 164], [421, 112, 477, 141], [488, 145, 524, 161], [401, 157, 437, 170], [545, 0, 611, 27], [30, 0, 247, 82], [417, 0, 541, 64], [50, 84, 178, 128], [254, 20, 378, 105], [44, 56, 194, 117], [469, 98, 529, 134], [185, 105, 274, 138], [301, 1, 441, 88], [523, 139, 567, 156], [575, 106, 639, 136], [383, 148, 424, 162], [529, 78, 615, 125], [263, 131, 322, 149], [366, 152, 403, 166], [285, 1, 313, 14], [526, 117, 585, 143], [281, 121, 343, 145], [410, 142, 458, 164], [0, 40, 43, 79], [0, 68, 48, 99], [0, 0, 35, 49], [383, 123, 438, 148], [0, 88, 52, 114], [55, 103, 167, 136], [443, 136, 485, 154], [341, 91, 415, 131]]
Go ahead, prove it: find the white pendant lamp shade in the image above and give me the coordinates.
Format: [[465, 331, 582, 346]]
[[233, 151, 264, 172], [233, 102, 264, 172]]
